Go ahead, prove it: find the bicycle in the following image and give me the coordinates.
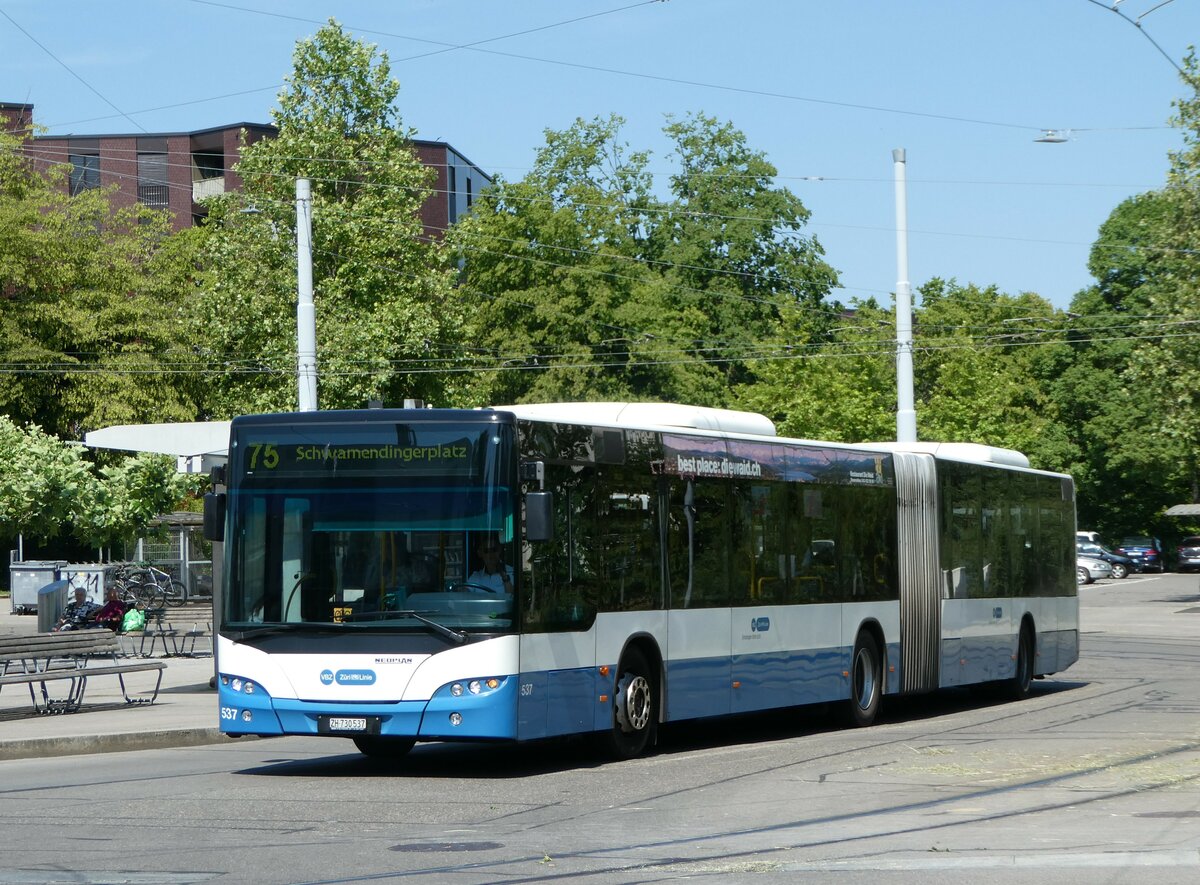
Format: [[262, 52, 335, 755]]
[[111, 562, 163, 610], [111, 562, 186, 609], [130, 562, 187, 608]]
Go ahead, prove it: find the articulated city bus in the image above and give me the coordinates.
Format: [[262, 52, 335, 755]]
[[204, 402, 1079, 759]]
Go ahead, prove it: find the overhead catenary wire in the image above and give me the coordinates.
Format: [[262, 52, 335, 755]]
[[11, 136, 1196, 325], [20, 138, 1191, 320], [10, 141, 1188, 262], [0, 8, 149, 134], [10, 139, 1198, 333], [7, 139, 1198, 338], [4, 316, 1198, 381], [4, 0, 1177, 139]]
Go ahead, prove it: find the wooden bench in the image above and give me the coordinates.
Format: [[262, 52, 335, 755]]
[[0, 630, 166, 715], [137, 609, 178, 657]]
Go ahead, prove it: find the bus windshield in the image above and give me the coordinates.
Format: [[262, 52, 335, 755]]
[[224, 418, 517, 634]]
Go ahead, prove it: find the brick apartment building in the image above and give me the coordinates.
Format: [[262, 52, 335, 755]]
[[1, 101, 490, 239]]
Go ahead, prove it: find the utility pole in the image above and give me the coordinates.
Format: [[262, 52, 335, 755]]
[[295, 178, 318, 411], [892, 149, 917, 443]]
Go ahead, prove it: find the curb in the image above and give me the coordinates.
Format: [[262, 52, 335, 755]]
[[0, 727, 237, 761]]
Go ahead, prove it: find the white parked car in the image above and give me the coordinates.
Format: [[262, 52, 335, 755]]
[[1077, 555, 1113, 584]]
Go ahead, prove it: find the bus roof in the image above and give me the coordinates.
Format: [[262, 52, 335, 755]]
[[491, 402, 778, 437], [860, 440, 1031, 469]]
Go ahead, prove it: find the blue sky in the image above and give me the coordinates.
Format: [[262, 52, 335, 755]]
[[2, 0, 1196, 310]]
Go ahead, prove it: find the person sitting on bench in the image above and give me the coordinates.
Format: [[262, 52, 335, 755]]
[[52, 587, 101, 632], [93, 586, 128, 632]]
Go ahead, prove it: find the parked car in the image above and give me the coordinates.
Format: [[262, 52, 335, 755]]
[[1076, 530, 1103, 545], [1077, 555, 1113, 584], [1114, 536, 1167, 573], [1176, 536, 1200, 573], [1076, 542, 1133, 579]]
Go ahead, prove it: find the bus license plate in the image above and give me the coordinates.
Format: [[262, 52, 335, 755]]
[[327, 717, 367, 732]]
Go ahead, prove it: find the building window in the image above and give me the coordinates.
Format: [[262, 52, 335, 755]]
[[137, 151, 169, 209], [447, 164, 457, 224], [68, 153, 100, 196]]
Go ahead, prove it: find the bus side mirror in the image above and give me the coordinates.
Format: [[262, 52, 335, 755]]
[[525, 491, 553, 542], [203, 492, 226, 542]]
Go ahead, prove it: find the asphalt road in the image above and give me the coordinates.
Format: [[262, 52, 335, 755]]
[[1, 571, 1198, 885]]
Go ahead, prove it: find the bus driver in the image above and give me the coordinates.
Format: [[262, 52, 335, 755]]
[[467, 538, 514, 593]]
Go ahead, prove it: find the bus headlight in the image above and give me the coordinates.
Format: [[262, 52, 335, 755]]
[[439, 677, 504, 700], [221, 675, 262, 695]]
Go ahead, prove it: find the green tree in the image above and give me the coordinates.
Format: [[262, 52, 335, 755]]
[[1052, 193, 1181, 535], [0, 417, 199, 549], [0, 417, 98, 542], [87, 453, 205, 550], [735, 298, 896, 442], [1124, 51, 1200, 508], [448, 113, 838, 407], [651, 114, 839, 391], [914, 280, 1075, 470], [0, 131, 204, 438], [1053, 54, 1200, 541], [196, 20, 465, 416], [740, 281, 1075, 465]]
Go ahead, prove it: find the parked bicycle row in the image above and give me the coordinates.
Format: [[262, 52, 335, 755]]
[[105, 561, 191, 609]]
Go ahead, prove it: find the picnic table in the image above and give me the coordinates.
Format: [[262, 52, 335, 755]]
[[0, 630, 166, 714]]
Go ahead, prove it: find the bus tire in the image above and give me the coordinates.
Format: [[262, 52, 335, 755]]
[[847, 632, 882, 728], [604, 647, 656, 759], [353, 736, 415, 759], [1007, 625, 1035, 700]]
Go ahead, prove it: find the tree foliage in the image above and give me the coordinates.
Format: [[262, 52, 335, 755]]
[[914, 280, 1076, 470], [1053, 53, 1200, 538], [447, 113, 838, 407], [740, 281, 1076, 469], [195, 20, 466, 416], [0, 130, 204, 438], [1124, 51, 1200, 506], [735, 298, 896, 442], [0, 417, 198, 547]]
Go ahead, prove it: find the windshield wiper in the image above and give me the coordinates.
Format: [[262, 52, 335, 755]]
[[396, 606, 465, 642], [341, 609, 467, 644], [228, 623, 331, 641]]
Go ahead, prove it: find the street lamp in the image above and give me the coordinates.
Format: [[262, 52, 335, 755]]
[[295, 178, 317, 412], [240, 184, 317, 412], [892, 149, 917, 443]]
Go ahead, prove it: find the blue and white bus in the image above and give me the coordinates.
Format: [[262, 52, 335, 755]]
[[204, 402, 1079, 759]]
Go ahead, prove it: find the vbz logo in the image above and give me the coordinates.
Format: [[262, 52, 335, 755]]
[[319, 669, 335, 685], [750, 616, 770, 633]]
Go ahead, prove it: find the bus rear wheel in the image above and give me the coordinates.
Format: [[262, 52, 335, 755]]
[[353, 736, 415, 759], [604, 647, 656, 759], [1006, 626, 1035, 700], [847, 632, 882, 727]]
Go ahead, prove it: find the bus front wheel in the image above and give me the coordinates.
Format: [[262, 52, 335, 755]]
[[847, 632, 882, 727], [604, 647, 656, 759], [353, 736, 415, 759]]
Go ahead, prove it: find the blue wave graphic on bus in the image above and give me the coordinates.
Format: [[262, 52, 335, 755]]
[[320, 669, 376, 686], [751, 617, 770, 633]]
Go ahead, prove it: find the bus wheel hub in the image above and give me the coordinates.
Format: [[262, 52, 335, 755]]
[[616, 673, 651, 733]]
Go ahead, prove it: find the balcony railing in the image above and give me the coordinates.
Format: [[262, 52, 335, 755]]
[[192, 177, 225, 201], [137, 183, 170, 210]]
